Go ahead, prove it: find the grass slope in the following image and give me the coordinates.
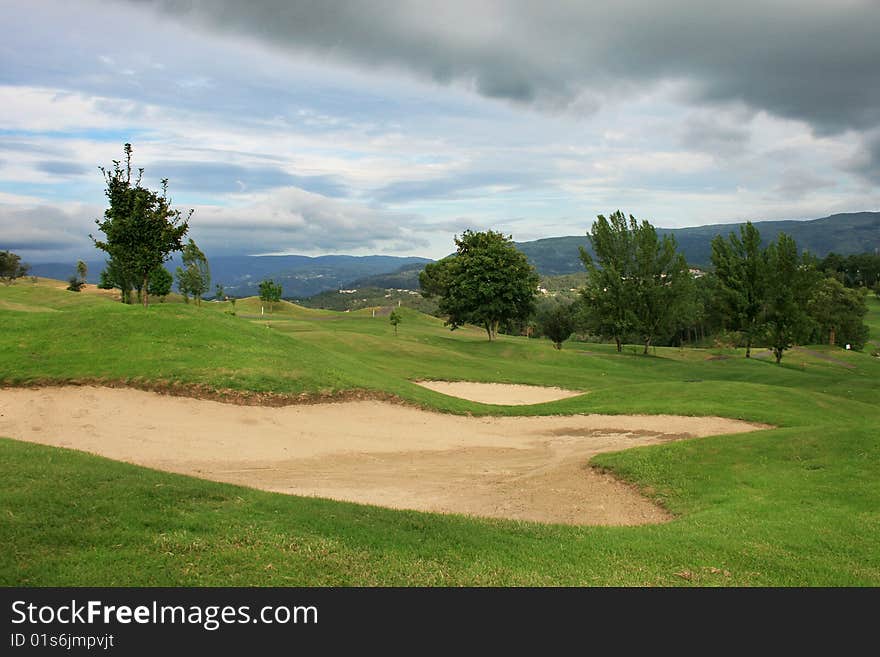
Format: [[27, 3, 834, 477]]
[[1, 279, 879, 585]]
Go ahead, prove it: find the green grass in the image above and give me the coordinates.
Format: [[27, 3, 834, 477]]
[[866, 295, 880, 349], [2, 279, 879, 585]]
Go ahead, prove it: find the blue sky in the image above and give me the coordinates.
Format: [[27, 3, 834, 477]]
[[1, 0, 879, 262]]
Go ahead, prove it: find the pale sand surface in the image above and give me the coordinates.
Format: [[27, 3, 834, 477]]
[[413, 380, 584, 405], [0, 386, 767, 525]]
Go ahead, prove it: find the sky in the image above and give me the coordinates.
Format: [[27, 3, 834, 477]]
[[1, 0, 879, 262]]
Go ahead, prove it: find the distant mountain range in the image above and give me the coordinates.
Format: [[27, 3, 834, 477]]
[[516, 211, 880, 275], [24, 211, 880, 296], [28, 255, 432, 299]]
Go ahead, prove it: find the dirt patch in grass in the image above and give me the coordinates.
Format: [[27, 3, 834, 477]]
[[0, 386, 767, 526], [413, 380, 584, 405], [792, 346, 856, 369]]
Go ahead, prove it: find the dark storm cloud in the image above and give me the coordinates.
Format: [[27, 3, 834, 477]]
[[0, 205, 96, 259], [846, 131, 880, 185], [147, 161, 350, 197], [679, 115, 752, 157], [772, 169, 836, 199], [123, 0, 880, 136]]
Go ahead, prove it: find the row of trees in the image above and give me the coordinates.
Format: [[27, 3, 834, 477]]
[[579, 211, 692, 354], [819, 252, 880, 290], [711, 226, 817, 362], [420, 215, 871, 363]]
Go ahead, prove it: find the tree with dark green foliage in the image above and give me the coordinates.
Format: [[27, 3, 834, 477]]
[[631, 220, 693, 354], [419, 258, 455, 298], [97, 258, 136, 303], [540, 303, 575, 349], [419, 230, 539, 341], [763, 233, 820, 364], [76, 260, 88, 282], [820, 252, 880, 289], [259, 279, 283, 312], [215, 283, 224, 300], [579, 211, 637, 352], [580, 211, 692, 353], [0, 250, 29, 285], [175, 239, 210, 305], [389, 309, 402, 336], [709, 222, 766, 358], [807, 277, 870, 350], [147, 266, 173, 302], [91, 143, 191, 307]]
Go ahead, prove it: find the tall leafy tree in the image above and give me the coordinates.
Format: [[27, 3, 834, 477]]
[[580, 211, 691, 353], [175, 239, 211, 305], [91, 143, 191, 307], [709, 222, 765, 358], [419, 230, 539, 341], [579, 211, 637, 352], [807, 277, 870, 350], [763, 233, 819, 364], [632, 220, 693, 354]]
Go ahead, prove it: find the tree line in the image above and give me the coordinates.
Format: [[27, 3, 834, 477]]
[[421, 213, 873, 362]]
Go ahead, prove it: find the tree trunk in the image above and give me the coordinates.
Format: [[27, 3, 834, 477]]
[[643, 337, 651, 355], [142, 276, 149, 307], [829, 327, 836, 346], [485, 322, 493, 341], [746, 335, 751, 359], [615, 337, 622, 353], [774, 347, 783, 364]]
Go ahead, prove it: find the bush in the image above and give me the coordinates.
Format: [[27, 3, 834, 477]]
[[540, 304, 575, 349]]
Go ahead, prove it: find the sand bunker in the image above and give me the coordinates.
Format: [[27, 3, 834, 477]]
[[0, 387, 766, 525], [413, 381, 583, 405]]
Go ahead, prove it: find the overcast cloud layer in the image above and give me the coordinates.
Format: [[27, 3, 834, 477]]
[[1, 0, 878, 262]]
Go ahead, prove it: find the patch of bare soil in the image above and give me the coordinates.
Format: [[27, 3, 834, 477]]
[[792, 346, 856, 369], [0, 387, 767, 525], [413, 380, 584, 405]]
